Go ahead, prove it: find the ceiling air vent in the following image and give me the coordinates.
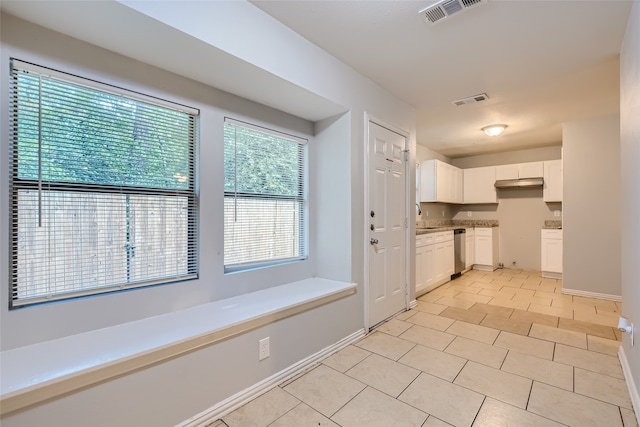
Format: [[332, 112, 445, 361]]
[[452, 93, 489, 106], [419, 0, 487, 25]]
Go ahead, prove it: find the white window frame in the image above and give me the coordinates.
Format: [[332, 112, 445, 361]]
[[223, 118, 308, 272], [8, 59, 200, 307]]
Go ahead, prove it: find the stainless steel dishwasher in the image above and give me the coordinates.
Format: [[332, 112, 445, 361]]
[[453, 228, 466, 279]]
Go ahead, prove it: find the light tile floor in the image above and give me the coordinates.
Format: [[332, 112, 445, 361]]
[[213, 269, 637, 427]]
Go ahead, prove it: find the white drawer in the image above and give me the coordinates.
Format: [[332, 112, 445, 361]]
[[416, 234, 427, 247], [424, 233, 435, 244], [465, 228, 474, 238], [475, 227, 493, 237], [435, 230, 454, 242], [541, 229, 562, 239]]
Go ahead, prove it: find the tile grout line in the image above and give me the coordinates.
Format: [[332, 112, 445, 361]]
[[468, 395, 487, 427], [524, 379, 535, 412], [326, 384, 368, 422], [264, 401, 303, 427]]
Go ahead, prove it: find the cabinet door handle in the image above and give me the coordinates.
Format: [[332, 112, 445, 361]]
[[370, 238, 379, 245]]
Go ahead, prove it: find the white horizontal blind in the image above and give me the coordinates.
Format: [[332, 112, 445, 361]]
[[223, 118, 307, 270], [9, 59, 199, 307]]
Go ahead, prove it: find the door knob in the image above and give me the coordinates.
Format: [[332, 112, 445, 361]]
[[370, 238, 379, 245]]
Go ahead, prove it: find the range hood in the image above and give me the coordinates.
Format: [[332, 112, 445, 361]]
[[494, 177, 544, 189]]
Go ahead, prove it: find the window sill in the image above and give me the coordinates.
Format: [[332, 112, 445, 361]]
[[0, 278, 357, 416]]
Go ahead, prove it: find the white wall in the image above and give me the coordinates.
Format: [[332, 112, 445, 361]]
[[620, 0, 640, 413], [417, 144, 451, 164], [0, 2, 416, 424], [563, 115, 621, 297], [313, 113, 353, 283]]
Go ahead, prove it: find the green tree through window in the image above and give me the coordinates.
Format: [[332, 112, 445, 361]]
[[9, 60, 198, 307], [223, 119, 307, 269]]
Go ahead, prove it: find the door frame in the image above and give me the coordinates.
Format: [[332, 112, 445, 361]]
[[363, 113, 411, 331]]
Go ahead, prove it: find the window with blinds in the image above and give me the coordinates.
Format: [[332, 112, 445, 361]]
[[9, 59, 199, 307], [223, 118, 307, 271]]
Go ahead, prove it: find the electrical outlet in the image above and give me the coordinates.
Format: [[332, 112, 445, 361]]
[[442, 210, 445, 217], [554, 210, 560, 217], [618, 317, 634, 346], [259, 337, 270, 360], [467, 211, 472, 217]]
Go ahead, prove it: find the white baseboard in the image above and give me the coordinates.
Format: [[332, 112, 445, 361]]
[[562, 288, 622, 302], [619, 346, 640, 427], [541, 271, 562, 279], [409, 299, 418, 309], [473, 265, 496, 272], [176, 328, 367, 427]]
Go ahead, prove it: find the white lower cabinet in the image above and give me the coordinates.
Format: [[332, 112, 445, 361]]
[[541, 229, 563, 278], [465, 228, 475, 270], [474, 227, 499, 271], [416, 234, 432, 295], [435, 236, 455, 283], [416, 230, 454, 296]]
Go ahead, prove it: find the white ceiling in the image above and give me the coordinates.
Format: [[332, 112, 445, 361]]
[[251, 0, 632, 157], [1, 1, 632, 158]]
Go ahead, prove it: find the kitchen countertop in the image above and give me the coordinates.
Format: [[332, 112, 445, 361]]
[[416, 226, 458, 235], [543, 220, 563, 229], [416, 220, 499, 235]]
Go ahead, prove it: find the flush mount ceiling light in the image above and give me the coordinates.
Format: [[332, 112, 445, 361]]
[[481, 124, 508, 137]]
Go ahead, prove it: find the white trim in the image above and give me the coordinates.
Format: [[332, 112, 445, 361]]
[[409, 299, 418, 309], [619, 346, 640, 427], [1, 279, 356, 416], [176, 328, 367, 427], [541, 271, 562, 279], [562, 288, 622, 302], [363, 113, 411, 331], [473, 265, 497, 272], [363, 113, 371, 330], [223, 117, 308, 145]]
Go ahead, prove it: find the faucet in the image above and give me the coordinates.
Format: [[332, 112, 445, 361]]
[[416, 203, 422, 216]]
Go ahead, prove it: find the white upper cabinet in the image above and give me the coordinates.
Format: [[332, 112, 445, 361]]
[[454, 167, 463, 204], [543, 160, 563, 202], [519, 161, 544, 178], [496, 162, 544, 180], [420, 159, 463, 204], [463, 166, 497, 204], [495, 164, 519, 180]]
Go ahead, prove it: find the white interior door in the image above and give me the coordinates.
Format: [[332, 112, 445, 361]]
[[368, 121, 407, 327]]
